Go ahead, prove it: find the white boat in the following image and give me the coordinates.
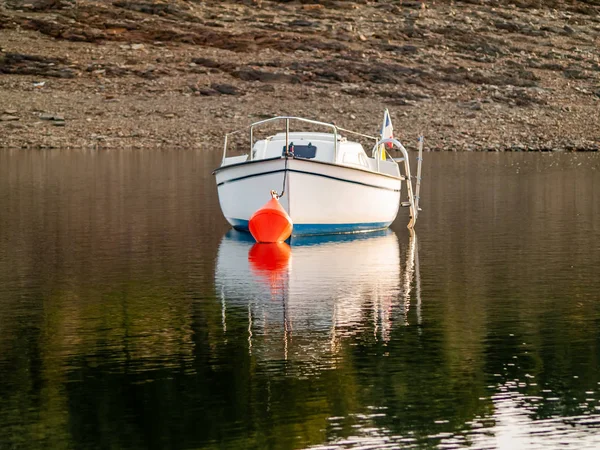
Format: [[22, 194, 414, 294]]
[[214, 114, 423, 236]]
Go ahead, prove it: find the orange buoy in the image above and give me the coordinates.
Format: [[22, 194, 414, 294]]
[[248, 193, 293, 243]]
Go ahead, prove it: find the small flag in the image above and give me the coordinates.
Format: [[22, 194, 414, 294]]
[[379, 109, 393, 160]]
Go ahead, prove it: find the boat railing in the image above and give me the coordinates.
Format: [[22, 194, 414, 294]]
[[222, 116, 379, 165], [335, 126, 379, 148], [373, 137, 424, 229]]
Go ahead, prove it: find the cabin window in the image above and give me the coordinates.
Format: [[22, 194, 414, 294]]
[[282, 142, 317, 159]]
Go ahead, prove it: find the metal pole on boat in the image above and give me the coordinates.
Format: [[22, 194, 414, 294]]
[[334, 128, 338, 162], [414, 136, 424, 216], [285, 118, 290, 154], [250, 126, 254, 161], [222, 134, 228, 165], [402, 150, 417, 229]]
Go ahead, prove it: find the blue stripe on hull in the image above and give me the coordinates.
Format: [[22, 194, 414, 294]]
[[229, 218, 392, 236]]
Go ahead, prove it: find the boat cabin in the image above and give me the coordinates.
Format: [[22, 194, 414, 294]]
[[224, 131, 400, 177], [254, 131, 368, 164]]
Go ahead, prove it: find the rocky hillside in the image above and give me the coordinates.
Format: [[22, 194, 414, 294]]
[[1, 0, 599, 150]]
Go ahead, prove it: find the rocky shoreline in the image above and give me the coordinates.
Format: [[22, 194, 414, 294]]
[[1, 0, 599, 151]]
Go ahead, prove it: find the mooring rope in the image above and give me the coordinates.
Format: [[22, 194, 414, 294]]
[[275, 144, 292, 199]]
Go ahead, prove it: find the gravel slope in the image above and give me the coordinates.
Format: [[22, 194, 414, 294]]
[[1, 0, 599, 151]]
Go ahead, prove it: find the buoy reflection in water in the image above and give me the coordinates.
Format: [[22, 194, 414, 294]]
[[248, 242, 291, 294]]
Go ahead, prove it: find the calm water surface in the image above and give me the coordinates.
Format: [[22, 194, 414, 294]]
[[0, 150, 599, 449]]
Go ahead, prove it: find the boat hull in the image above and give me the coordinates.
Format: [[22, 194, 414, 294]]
[[215, 158, 402, 236]]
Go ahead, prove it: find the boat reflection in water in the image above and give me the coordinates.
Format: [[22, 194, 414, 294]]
[[215, 230, 420, 364]]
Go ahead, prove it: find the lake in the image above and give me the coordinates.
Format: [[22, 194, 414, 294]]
[[0, 150, 599, 449]]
